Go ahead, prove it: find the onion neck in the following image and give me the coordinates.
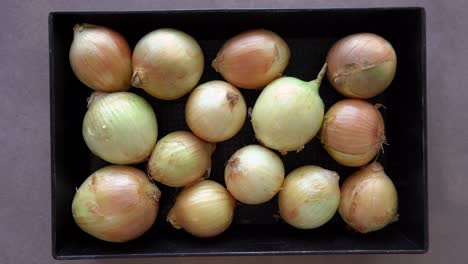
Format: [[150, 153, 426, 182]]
[[167, 208, 182, 229], [87, 91, 108, 108], [226, 91, 239, 108], [73, 23, 95, 33], [227, 155, 240, 168], [309, 62, 327, 87], [131, 71, 144, 88], [211, 57, 221, 72]]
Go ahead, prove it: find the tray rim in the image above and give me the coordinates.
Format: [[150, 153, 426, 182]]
[[49, 7, 428, 259]]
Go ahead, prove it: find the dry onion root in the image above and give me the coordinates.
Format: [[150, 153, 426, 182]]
[[167, 180, 235, 238], [72, 165, 161, 242], [69, 23, 132, 92], [132, 28, 204, 100], [326, 33, 397, 99], [339, 162, 398, 233], [278, 165, 340, 229], [320, 99, 386, 167], [212, 29, 290, 89], [147, 131, 215, 187]]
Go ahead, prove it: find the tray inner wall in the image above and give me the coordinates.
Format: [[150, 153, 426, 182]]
[[50, 9, 426, 257]]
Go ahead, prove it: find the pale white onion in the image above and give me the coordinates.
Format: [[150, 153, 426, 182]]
[[339, 162, 398, 233], [279, 165, 340, 229], [185, 80, 246, 142], [167, 180, 235, 238], [69, 23, 132, 92], [212, 29, 290, 89], [148, 131, 215, 187], [82, 92, 158, 164], [132, 28, 204, 100], [252, 64, 326, 154], [321, 99, 385, 167], [72, 165, 161, 242], [225, 145, 284, 204]]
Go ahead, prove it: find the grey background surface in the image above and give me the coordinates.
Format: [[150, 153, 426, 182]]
[[1, 0, 467, 263]]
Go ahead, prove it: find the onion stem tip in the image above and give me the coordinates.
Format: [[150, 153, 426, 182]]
[[131, 72, 143, 88], [311, 62, 327, 86]]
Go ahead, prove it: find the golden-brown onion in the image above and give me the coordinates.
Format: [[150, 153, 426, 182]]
[[339, 162, 398, 233], [72, 165, 160, 242], [69, 24, 132, 92], [132, 28, 204, 100], [212, 29, 290, 89], [326, 32, 397, 99], [148, 131, 215, 187], [278, 165, 340, 229], [167, 180, 235, 238], [320, 99, 385, 167]]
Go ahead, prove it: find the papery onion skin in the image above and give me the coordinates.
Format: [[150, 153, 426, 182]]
[[252, 64, 326, 154], [320, 99, 385, 167], [339, 162, 398, 233], [83, 92, 158, 165], [69, 24, 132, 92], [148, 131, 215, 187], [167, 180, 235, 238], [212, 29, 290, 89], [225, 145, 285, 204], [326, 33, 397, 99], [132, 28, 204, 100], [185, 81, 247, 142], [72, 165, 161, 242], [278, 165, 340, 229]]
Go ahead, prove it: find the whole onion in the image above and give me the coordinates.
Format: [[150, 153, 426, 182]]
[[326, 33, 397, 98], [167, 180, 235, 238], [147, 131, 215, 187], [252, 63, 326, 154], [185, 81, 247, 142], [339, 162, 398, 233], [69, 23, 132, 92], [225, 145, 285, 204], [72, 165, 161, 242], [212, 29, 290, 89], [278, 165, 340, 229], [320, 99, 385, 167], [132, 28, 204, 100], [82, 92, 158, 165]]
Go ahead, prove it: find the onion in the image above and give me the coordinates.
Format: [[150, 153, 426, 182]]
[[251, 63, 326, 154], [278, 165, 340, 229], [225, 145, 285, 204], [69, 23, 132, 92], [132, 28, 204, 100], [212, 29, 290, 89], [72, 165, 161, 242], [320, 99, 385, 167], [83, 92, 158, 165], [167, 180, 235, 238], [339, 162, 398, 233], [326, 33, 397, 99], [147, 131, 215, 187], [185, 81, 247, 142]]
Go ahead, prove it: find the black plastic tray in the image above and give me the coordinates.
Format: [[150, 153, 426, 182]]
[[49, 8, 427, 259]]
